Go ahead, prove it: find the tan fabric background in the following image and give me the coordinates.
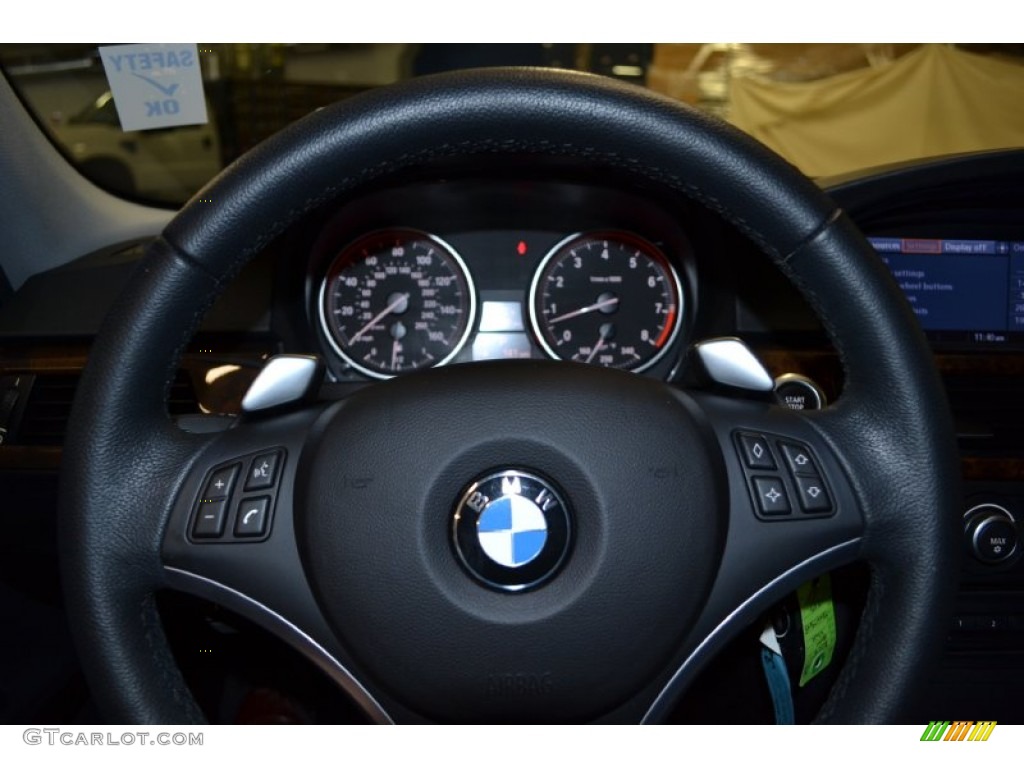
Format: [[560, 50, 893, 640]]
[[728, 44, 1024, 178]]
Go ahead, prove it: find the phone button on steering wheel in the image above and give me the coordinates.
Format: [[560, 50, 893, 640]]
[[235, 497, 270, 537]]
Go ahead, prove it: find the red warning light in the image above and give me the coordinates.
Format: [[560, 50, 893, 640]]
[[516, 240, 528, 256]]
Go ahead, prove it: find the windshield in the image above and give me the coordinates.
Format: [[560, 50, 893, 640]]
[[2, 43, 1023, 206]]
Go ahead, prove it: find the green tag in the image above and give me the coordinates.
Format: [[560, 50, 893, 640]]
[[797, 574, 836, 687]]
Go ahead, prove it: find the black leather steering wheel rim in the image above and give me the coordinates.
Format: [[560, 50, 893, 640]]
[[59, 68, 960, 724]]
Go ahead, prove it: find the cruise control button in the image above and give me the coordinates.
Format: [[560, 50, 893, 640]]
[[234, 497, 269, 537], [203, 464, 239, 500], [795, 475, 831, 513], [779, 442, 818, 477], [737, 433, 776, 470], [193, 499, 228, 538], [753, 476, 791, 515], [245, 451, 281, 491]]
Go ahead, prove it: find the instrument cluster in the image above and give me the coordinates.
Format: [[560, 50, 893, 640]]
[[307, 180, 698, 382]]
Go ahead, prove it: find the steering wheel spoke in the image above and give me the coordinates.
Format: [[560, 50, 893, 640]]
[[160, 404, 393, 723], [694, 390, 865, 570], [642, 390, 866, 720], [161, 406, 311, 600]]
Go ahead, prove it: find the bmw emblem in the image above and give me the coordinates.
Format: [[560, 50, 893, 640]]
[[452, 469, 572, 592]]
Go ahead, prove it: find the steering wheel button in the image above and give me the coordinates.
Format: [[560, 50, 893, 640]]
[[795, 476, 832, 513], [779, 442, 819, 477], [753, 477, 791, 515], [234, 497, 270, 537], [737, 433, 776, 469], [192, 499, 228, 538], [245, 451, 281, 490], [203, 464, 239, 500]]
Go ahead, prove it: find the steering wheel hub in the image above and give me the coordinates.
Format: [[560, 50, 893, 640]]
[[295, 361, 727, 721]]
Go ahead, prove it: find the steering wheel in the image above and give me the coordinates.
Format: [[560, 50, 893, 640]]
[[58, 69, 959, 724]]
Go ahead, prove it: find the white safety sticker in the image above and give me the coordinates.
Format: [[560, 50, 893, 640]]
[[98, 43, 207, 131]]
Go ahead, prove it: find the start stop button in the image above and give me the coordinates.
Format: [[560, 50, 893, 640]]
[[774, 373, 826, 411]]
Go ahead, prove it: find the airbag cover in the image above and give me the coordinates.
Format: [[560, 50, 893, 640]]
[[297, 361, 726, 722]]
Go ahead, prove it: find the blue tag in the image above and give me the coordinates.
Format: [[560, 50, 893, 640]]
[[760, 624, 795, 725]]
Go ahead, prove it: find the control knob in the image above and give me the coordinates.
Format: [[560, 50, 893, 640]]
[[964, 504, 1019, 564]]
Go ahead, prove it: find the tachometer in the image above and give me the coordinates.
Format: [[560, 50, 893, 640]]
[[528, 232, 683, 372], [319, 229, 477, 379]]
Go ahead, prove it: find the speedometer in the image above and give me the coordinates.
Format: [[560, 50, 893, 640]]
[[528, 232, 683, 372], [319, 229, 477, 379]]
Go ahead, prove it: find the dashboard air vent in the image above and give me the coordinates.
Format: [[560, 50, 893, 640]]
[[16, 371, 199, 446]]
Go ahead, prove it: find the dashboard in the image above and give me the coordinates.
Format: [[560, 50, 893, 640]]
[[292, 167, 1024, 392], [2, 149, 1024, 723]]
